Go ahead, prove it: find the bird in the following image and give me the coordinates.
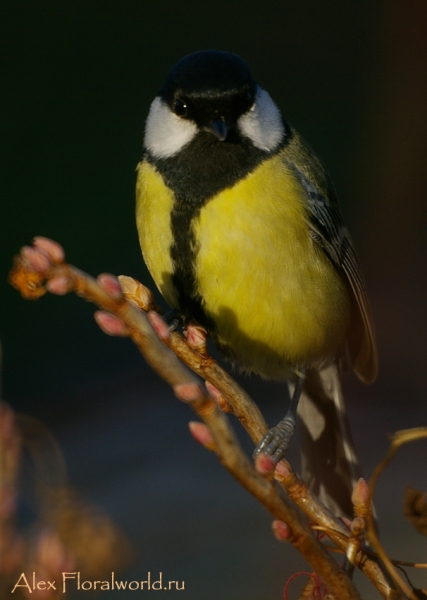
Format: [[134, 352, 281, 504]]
[[135, 49, 377, 516]]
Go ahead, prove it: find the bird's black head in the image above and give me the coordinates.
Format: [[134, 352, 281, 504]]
[[159, 50, 257, 139], [144, 50, 285, 165], [160, 50, 255, 99]]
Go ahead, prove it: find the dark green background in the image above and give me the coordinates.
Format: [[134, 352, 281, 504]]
[[2, 2, 427, 598], [1, 0, 382, 401]]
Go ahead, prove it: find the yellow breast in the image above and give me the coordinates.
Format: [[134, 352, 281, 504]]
[[192, 154, 351, 378], [136, 160, 178, 307], [136, 154, 351, 380]]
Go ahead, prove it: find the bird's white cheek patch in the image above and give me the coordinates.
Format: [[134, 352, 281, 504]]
[[238, 87, 284, 152], [144, 97, 198, 158]]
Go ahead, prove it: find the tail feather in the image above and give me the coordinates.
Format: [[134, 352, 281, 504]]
[[294, 363, 360, 517]]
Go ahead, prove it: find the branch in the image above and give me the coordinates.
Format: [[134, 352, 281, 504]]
[[8, 237, 400, 599], [118, 278, 397, 598], [119, 275, 268, 442]]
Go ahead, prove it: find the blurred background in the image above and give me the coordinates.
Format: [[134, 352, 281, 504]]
[[1, 0, 427, 597]]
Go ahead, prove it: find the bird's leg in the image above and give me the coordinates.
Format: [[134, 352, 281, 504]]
[[254, 371, 306, 464], [163, 308, 182, 331]]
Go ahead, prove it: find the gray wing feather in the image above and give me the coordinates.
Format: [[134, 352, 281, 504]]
[[290, 164, 377, 383]]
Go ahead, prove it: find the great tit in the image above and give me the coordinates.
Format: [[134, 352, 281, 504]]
[[136, 50, 377, 516]]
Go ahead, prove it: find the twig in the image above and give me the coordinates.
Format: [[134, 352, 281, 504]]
[[8, 237, 400, 600], [119, 277, 398, 599], [367, 428, 427, 600], [119, 275, 268, 442]]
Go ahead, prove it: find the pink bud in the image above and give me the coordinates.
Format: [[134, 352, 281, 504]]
[[46, 276, 70, 295], [205, 382, 232, 412], [33, 237, 65, 263], [188, 421, 214, 447], [255, 453, 275, 475], [147, 311, 170, 341], [205, 381, 221, 400], [272, 519, 291, 541], [185, 323, 207, 350], [97, 273, 123, 299], [174, 382, 204, 403], [352, 478, 369, 504], [94, 311, 128, 336], [21, 246, 51, 272]]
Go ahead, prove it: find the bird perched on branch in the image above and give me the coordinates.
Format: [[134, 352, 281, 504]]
[[136, 50, 377, 516]]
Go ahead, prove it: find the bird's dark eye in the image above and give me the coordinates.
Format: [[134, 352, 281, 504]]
[[174, 98, 188, 117]]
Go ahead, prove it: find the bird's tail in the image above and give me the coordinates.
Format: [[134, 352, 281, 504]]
[[294, 363, 361, 517]]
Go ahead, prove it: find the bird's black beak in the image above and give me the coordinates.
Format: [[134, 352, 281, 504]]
[[204, 118, 230, 141]]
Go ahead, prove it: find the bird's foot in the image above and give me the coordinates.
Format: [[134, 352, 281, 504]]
[[254, 371, 305, 466], [163, 309, 182, 331], [253, 412, 296, 465]]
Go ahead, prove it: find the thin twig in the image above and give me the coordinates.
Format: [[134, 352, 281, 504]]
[[367, 429, 427, 600], [118, 276, 398, 599], [118, 275, 268, 442], [9, 239, 401, 600]]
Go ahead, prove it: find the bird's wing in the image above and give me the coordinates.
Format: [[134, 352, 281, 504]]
[[284, 144, 378, 383]]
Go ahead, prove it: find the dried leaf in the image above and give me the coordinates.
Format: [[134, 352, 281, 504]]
[[9, 256, 47, 299], [404, 487, 427, 537]]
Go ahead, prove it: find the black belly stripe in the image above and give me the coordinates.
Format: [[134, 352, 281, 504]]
[[169, 193, 214, 329], [145, 124, 291, 329]]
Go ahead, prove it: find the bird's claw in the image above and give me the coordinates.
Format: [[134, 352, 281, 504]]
[[253, 414, 296, 465]]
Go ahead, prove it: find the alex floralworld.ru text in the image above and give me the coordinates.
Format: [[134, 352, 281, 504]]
[[11, 572, 185, 593]]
